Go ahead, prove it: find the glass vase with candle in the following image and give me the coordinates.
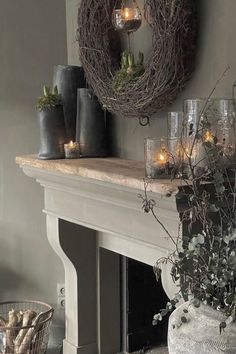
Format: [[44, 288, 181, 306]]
[[112, 0, 142, 33], [183, 99, 236, 176], [145, 138, 182, 179], [64, 141, 80, 159]]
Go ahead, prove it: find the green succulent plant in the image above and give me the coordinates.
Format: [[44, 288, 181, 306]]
[[36, 85, 63, 111], [113, 50, 145, 91]]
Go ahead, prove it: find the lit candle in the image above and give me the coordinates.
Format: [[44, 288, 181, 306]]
[[204, 130, 214, 143], [151, 146, 169, 178], [112, 5, 142, 33], [64, 141, 80, 159], [156, 151, 168, 165], [145, 138, 172, 179], [123, 7, 132, 19]]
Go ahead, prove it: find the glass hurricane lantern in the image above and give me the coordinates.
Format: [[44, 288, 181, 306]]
[[112, 0, 142, 33], [112, 0, 142, 50], [183, 99, 236, 175], [144, 137, 183, 179]]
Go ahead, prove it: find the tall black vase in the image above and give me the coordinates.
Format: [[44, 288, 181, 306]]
[[76, 89, 108, 157], [53, 65, 86, 142], [38, 105, 66, 160]]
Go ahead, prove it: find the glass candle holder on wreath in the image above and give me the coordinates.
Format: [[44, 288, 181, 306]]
[[112, 0, 142, 33], [183, 99, 236, 176], [144, 138, 182, 179]]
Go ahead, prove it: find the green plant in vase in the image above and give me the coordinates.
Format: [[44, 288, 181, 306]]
[[113, 50, 145, 91], [36, 85, 63, 111], [140, 69, 236, 353], [36, 85, 66, 160]]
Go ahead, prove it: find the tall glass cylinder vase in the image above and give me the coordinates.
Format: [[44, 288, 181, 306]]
[[183, 99, 236, 176], [168, 112, 183, 139]]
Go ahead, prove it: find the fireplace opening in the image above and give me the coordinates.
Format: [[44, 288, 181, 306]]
[[59, 222, 170, 354], [121, 257, 170, 353], [99, 248, 170, 354]]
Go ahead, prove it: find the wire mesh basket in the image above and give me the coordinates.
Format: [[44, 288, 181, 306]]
[[0, 300, 54, 354]]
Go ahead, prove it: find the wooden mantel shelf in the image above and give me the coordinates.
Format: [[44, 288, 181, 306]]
[[16, 155, 180, 196]]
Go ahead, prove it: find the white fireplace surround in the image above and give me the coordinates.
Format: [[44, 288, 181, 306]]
[[16, 156, 180, 354]]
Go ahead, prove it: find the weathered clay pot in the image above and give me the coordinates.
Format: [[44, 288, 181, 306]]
[[38, 105, 66, 160], [53, 65, 86, 141], [76, 88, 108, 157], [168, 302, 236, 354]]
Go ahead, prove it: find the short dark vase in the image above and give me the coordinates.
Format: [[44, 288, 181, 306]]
[[76, 89, 108, 157], [38, 105, 67, 160], [53, 65, 86, 141]]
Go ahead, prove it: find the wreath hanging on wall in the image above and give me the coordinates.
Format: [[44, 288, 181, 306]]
[[78, 0, 197, 121]]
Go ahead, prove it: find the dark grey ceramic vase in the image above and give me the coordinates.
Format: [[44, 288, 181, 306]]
[[53, 65, 86, 142], [76, 89, 108, 157], [38, 105, 66, 160]]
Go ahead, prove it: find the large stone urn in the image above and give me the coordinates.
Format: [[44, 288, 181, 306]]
[[168, 302, 236, 354]]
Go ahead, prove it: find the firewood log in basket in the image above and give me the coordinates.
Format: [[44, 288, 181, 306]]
[[0, 301, 54, 354]]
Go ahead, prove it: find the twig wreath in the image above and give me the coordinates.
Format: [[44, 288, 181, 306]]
[[78, 0, 197, 122]]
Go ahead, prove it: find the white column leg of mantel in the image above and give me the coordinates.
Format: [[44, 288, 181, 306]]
[[46, 214, 98, 354]]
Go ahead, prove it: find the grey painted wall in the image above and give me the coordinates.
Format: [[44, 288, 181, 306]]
[[0, 0, 67, 331], [72, 0, 236, 161]]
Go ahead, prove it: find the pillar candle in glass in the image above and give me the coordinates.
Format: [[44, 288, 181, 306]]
[[183, 99, 236, 175], [145, 138, 170, 179], [64, 141, 80, 159], [112, 0, 142, 33]]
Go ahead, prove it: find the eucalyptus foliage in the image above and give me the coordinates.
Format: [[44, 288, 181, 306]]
[[36, 85, 62, 111], [141, 72, 236, 332]]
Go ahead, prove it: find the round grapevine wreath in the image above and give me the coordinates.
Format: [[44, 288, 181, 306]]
[[78, 0, 197, 121]]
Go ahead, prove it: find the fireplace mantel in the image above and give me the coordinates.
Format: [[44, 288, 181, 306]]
[[16, 155, 180, 354]]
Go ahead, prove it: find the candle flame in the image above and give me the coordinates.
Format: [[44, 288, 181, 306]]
[[159, 153, 165, 161], [69, 141, 74, 147], [204, 130, 213, 143], [124, 7, 131, 19], [156, 150, 168, 164]]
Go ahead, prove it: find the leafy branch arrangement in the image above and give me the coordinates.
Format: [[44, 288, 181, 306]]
[[36, 85, 62, 111], [140, 68, 236, 333]]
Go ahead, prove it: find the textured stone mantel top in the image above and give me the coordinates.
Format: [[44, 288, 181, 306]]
[[16, 155, 182, 196]]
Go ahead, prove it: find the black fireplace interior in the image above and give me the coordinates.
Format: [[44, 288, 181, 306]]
[[122, 257, 170, 353]]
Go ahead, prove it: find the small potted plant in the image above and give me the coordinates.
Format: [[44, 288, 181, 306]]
[[36, 85, 67, 160]]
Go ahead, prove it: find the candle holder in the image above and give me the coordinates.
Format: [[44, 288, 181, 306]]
[[183, 99, 236, 175], [64, 141, 80, 159], [145, 138, 182, 179], [112, 0, 142, 33]]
